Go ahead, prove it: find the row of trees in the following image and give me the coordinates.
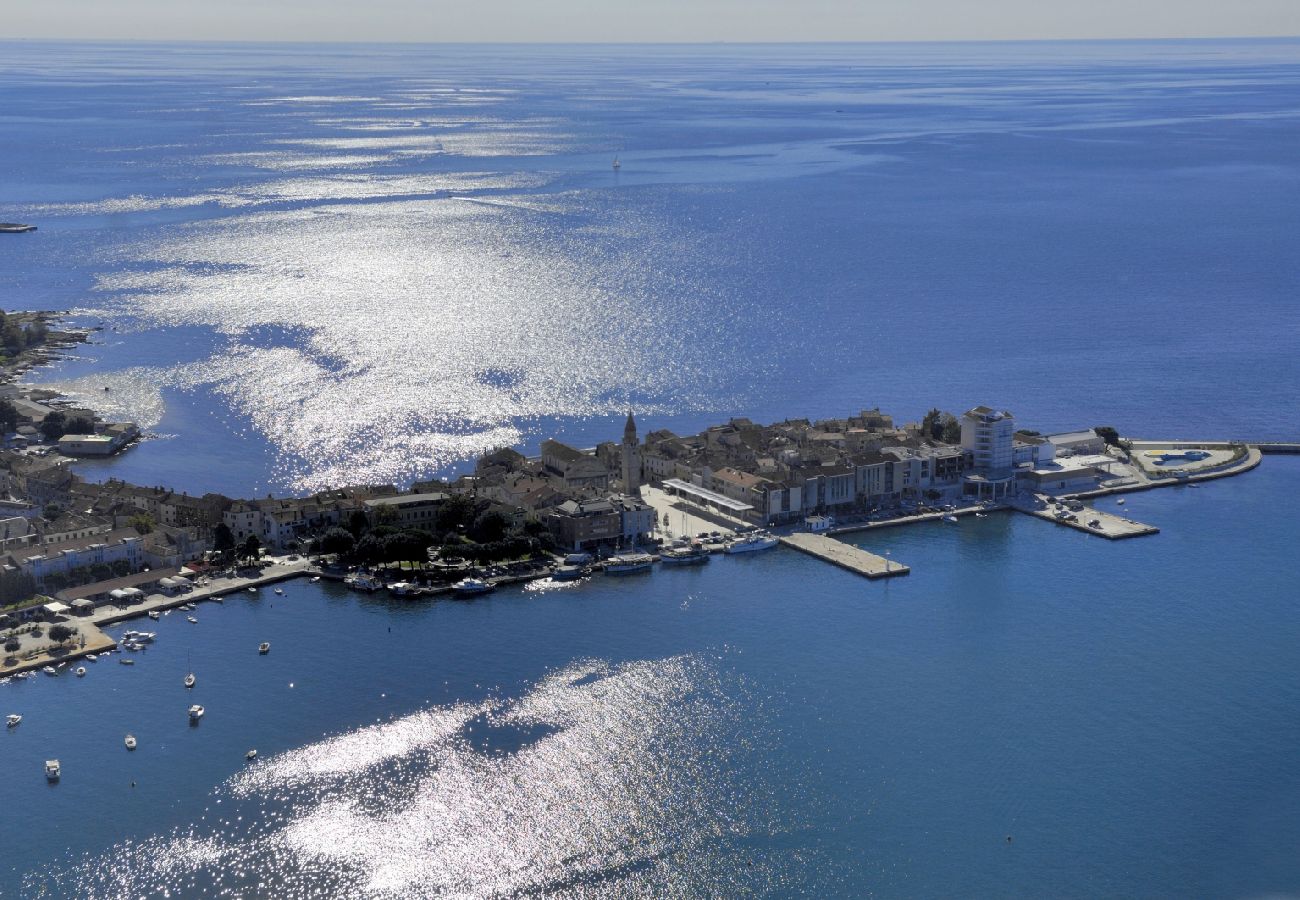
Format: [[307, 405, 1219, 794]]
[[39, 559, 134, 592], [38, 409, 95, 442], [317, 523, 546, 567]]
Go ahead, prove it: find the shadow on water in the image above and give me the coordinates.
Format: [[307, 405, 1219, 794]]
[[460, 710, 561, 758]]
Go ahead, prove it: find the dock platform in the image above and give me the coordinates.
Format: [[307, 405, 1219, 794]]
[[1017, 503, 1158, 540], [779, 533, 909, 579]]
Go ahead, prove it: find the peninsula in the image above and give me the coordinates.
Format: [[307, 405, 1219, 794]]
[[0, 386, 1271, 678]]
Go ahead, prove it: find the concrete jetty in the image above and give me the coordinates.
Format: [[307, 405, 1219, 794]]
[[1016, 502, 1158, 540], [780, 533, 909, 579]]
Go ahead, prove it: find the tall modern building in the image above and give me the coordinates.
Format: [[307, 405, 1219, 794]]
[[621, 411, 641, 492], [960, 406, 1015, 472]]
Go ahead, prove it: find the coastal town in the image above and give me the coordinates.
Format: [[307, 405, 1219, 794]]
[[0, 340, 1271, 684]]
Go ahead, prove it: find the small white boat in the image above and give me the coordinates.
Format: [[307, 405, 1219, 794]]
[[1116, 498, 1125, 505], [451, 578, 494, 597], [148, 611, 161, 620], [245, 749, 258, 761], [943, 514, 959, 524], [136, 632, 156, 643], [310, 576, 320, 583], [975, 512, 988, 518], [45, 759, 61, 781], [184, 672, 196, 689], [6, 714, 20, 727], [274, 587, 283, 595], [248, 587, 258, 594], [258, 642, 270, 655], [86, 654, 97, 661], [604, 553, 655, 574], [120, 658, 135, 666], [124, 734, 137, 751], [75, 667, 86, 677], [723, 533, 779, 555], [43, 666, 57, 676], [188, 704, 204, 721], [186, 616, 198, 624]]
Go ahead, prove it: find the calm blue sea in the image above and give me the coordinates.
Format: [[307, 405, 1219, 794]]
[[1, 39, 1299, 897]]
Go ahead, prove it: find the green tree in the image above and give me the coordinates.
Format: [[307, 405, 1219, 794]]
[[128, 513, 155, 535], [939, 414, 961, 444], [3, 637, 19, 654], [0, 397, 18, 433], [213, 523, 235, 553], [39, 410, 67, 442], [43, 503, 65, 521], [49, 624, 75, 644], [110, 559, 132, 577], [469, 510, 511, 543], [319, 527, 356, 556], [347, 510, 370, 538], [434, 494, 477, 533], [240, 534, 262, 563], [921, 408, 943, 441], [1094, 426, 1121, 447], [63, 414, 95, 436]]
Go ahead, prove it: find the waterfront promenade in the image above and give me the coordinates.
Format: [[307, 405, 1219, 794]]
[[780, 533, 909, 579]]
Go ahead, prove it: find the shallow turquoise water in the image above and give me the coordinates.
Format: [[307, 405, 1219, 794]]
[[4, 458, 1297, 896]]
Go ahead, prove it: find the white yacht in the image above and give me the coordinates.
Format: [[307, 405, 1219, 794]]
[[344, 572, 384, 592], [45, 759, 61, 781], [388, 581, 420, 597], [42, 666, 57, 676], [604, 553, 655, 574], [184, 672, 196, 689], [6, 714, 20, 727], [724, 532, 779, 554], [124, 734, 137, 751], [188, 704, 205, 721], [451, 578, 494, 597], [245, 749, 258, 762]]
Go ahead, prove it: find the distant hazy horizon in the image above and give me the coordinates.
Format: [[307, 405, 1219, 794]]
[[3, 0, 1298, 44]]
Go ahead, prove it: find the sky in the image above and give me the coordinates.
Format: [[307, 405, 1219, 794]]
[[2, 0, 1298, 43]]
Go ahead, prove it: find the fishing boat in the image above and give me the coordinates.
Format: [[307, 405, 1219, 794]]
[[75, 667, 86, 677], [6, 714, 20, 727], [551, 564, 587, 581], [724, 532, 779, 554], [124, 734, 137, 751], [245, 749, 258, 761], [310, 576, 320, 583], [86, 654, 97, 661], [274, 587, 284, 595], [120, 658, 135, 666], [660, 545, 710, 566], [186, 616, 198, 624], [387, 581, 420, 597], [42, 666, 57, 676], [943, 514, 959, 524], [1116, 498, 1125, 505], [148, 611, 161, 620], [45, 759, 61, 782], [247, 587, 257, 594], [258, 642, 271, 654], [188, 704, 204, 721], [451, 577, 494, 597], [344, 572, 383, 592], [604, 553, 655, 575]]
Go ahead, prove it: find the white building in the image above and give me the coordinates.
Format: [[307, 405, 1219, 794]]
[[961, 406, 1016, 500]]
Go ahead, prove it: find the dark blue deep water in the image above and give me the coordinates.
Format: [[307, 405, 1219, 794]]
[[1, 40, 1299, 897]]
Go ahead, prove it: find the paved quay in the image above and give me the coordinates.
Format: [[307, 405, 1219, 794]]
[[1014, 500, 1158, 540], [780, 533, 909, 579], [92, 558, 312, 627]]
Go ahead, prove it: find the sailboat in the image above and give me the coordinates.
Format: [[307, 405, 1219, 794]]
[[185, 651, 196, 688]]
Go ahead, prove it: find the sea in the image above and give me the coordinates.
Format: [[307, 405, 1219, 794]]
[[1, 39, 1299, 897]]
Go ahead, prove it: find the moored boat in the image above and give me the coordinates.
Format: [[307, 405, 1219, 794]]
[[184, 672, 196, 688], [660, 545, 710, 566], [246, 749, 258, 761], [344, 572, 383, 592], [124, 734, 137, 750], [75, 667, 86, 677], [45, 759, 60, 781], [724, 532, 779, 554], [43, 666, 57, 676], [6, 714, 20, 727], [188, 704, 204, 721], [451, 578, 494, 597], [604, 552, 655, 575], [551, 564, 587, 581], [258, 642, 271, 654], [943, 514, 959, 524]]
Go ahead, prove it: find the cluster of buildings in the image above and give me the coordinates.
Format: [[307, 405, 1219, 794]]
[[0, 396, 1119, 607]]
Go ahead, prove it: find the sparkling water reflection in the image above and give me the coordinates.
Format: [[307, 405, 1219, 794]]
[[28, 656, 800, 898]]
